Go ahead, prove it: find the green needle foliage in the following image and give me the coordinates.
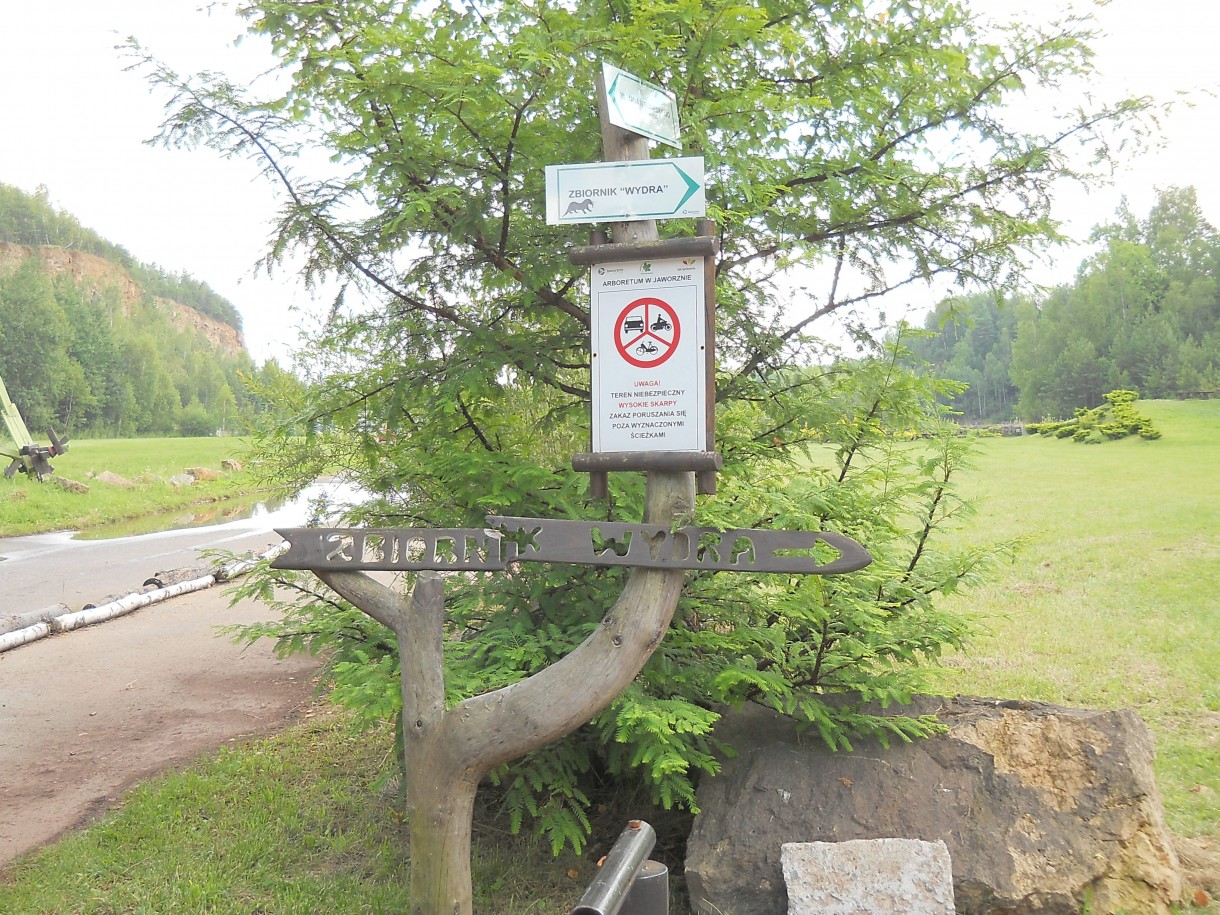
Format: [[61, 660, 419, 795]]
[[230, 333, 1016, 852], [170, 0, 1142, 851]]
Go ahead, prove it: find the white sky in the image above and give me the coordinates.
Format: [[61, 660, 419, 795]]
[[0, 0, 1218, 364]]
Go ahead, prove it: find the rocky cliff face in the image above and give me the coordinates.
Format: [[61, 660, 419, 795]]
[[0, 242, 246, 357]]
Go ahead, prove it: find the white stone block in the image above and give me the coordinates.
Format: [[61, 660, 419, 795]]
[[782, 838, 955, 915]]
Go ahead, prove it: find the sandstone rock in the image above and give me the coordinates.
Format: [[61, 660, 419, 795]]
[[184, 466, 222, 481], [220, 459, 243, 472], [685, 697, 1182, 915], [782, 839, 955, 915], [95, 470, 135, 488], [0, 243, 245, 356], [51, 477, 89, 494]]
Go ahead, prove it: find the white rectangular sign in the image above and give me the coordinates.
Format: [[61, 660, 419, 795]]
[[602, 62, 681, 149], [591, 257, 706, 453], [545, 157, 705, 225]]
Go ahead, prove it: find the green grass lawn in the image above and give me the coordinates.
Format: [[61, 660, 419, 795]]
[[0, 710, 596, 915], [928, 400, 1220, 844], [0, 437, 272, 537]]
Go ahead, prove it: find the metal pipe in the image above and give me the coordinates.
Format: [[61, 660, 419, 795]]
[[622, 859, 668, 915], [572, 820, 659, 915]]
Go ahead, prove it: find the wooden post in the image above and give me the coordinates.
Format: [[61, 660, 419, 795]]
[[596, 71, 658, 246], [591, 66, 657, 501], [582, 70, 718, 496], [696, 217, 717, 495], [588, 227, 611, 499]]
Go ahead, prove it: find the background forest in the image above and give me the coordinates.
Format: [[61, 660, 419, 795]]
[[0, 182, 289, 438], [6, 179, 1217, 440], [911, 186, 1220, 422]]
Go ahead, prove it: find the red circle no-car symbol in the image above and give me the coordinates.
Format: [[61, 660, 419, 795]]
[[614, 297, 681, 368]]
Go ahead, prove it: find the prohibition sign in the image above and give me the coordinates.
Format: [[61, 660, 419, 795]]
[[615, 297, 681, 368]]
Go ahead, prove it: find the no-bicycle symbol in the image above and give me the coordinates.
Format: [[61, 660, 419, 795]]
[[615, 297, 680, 368]]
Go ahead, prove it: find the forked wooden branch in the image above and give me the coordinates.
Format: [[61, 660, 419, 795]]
[[316, 470, 694, 915]]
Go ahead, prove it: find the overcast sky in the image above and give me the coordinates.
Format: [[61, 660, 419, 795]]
[[1, 0, 1218, 363]]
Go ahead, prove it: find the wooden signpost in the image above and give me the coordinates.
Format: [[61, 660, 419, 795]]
[[274, 63, 872, 915], [555, 65, 722, 496]]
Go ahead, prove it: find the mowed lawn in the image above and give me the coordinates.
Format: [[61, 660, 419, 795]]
[[0, 437, 264, 536], [929, 399, 1220, 848]]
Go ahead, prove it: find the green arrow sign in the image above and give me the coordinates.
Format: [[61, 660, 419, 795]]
[[603, 62, 681, 149], [545, 157, 705, 225]]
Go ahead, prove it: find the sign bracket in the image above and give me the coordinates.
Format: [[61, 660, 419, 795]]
[[572, 449, 722, 474], [570, 234, 717, 266]]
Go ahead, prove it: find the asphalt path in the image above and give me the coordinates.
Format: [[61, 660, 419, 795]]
[[0, 520, 286, 623], [0, 582, 322, 866], [0, 480, 359, 625], [0, 482, 361, 867]]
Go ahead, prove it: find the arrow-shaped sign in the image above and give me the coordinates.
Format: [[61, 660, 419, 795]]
[[545, 157, 705, 225], [272, 518, 872, 576], [603, 62, 681, 149]]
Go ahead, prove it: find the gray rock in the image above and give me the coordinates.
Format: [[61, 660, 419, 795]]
[[685, 697, 1182, 915], [782, 838, 954, 915]]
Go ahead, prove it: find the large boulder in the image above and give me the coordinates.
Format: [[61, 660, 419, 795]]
[[685, 697, 1182, 915]]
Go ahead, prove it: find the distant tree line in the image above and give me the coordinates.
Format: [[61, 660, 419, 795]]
[[910, 187, 1220, 421], [0, 233, 294, 440], [0, 182, 243, 331]]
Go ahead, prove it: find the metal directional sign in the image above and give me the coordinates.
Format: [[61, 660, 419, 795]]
[[273, 518, 872, 576], [602, 62, 680, 149], [545, 158, 705, 225]]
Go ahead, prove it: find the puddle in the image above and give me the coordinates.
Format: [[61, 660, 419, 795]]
[[71, 491, 295, 540], [70, 479, 364, 543]]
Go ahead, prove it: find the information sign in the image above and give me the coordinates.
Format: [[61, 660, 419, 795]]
[[545, 158, 705, 225], [591, 257, 706, 453]]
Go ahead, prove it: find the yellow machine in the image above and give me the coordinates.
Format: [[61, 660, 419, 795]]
[[1, 374, 67, 481]]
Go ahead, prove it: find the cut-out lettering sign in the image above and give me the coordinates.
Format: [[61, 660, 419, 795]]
[[272, 516, 871, 576]]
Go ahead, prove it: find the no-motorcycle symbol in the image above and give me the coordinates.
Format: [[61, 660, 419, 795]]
[[615, 297, 680, 368]]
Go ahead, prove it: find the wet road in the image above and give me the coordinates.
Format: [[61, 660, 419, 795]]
[[0, 481, 357, 623]]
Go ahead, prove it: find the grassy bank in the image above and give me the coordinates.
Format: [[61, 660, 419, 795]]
[[929, 401, 1219, 835], [0, 437, 271, 537], [1, 402, 1216, 910], [0, 709, 597, 914]]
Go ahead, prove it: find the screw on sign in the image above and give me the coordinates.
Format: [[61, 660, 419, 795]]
[[615, 297, 681, 369]]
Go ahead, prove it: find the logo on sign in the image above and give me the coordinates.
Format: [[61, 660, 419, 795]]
[[615, 297, 680, 368]]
